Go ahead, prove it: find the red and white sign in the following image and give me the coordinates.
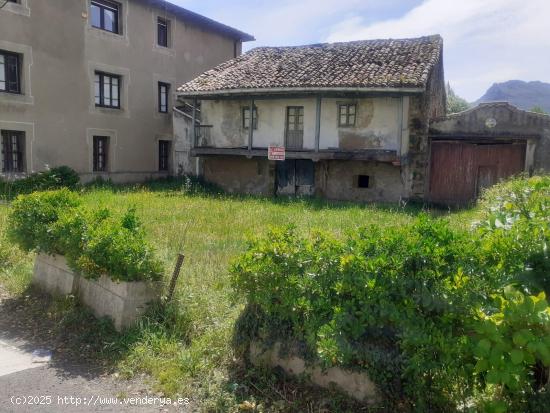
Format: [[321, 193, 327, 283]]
[[268, 146, 286, 161]]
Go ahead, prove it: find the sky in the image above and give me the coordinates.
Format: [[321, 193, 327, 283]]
[[169, 0, 550, 102]]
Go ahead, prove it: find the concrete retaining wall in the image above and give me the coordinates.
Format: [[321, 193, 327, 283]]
[[249, 341, 380, 404], [33, 254, 161, 331]]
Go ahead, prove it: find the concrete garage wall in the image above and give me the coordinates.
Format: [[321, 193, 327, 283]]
[[33, 254, 161, 331], [316, 160, 404, 202], [0, 0, 242, 181], [429, 102, 550, 173], [202, 156, 274, 195]]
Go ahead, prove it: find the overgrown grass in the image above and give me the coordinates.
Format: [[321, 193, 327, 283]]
[[0, 179, 477, 411]]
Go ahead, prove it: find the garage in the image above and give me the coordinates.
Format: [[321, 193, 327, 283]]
[[428, 140, 526, 204], [427, 102, 550, 205]]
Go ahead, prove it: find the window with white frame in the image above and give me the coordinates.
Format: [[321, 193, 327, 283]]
[[158, 82, 170, 113], [95, 71, 120, 108], [1, 130, 25, 173]]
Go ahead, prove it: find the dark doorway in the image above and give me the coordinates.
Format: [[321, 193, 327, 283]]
[[276, 159, 314, 196], [429, 141, 526, 205]]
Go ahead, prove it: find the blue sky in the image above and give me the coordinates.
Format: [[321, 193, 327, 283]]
[[170, 0, 550, 102]]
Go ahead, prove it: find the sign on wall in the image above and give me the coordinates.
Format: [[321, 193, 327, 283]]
[[268, 146, 286, 161]]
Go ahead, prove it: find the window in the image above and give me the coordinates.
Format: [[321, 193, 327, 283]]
[[157, 17, 169, 47], [1, 130, 25, 173], [338, 103, 356, 127], [93, 136, 109, 172], [242, 106, 258, 129], [0, 50, 21, 94], [95, 72, 120, 108], [91, 0, 120, 34], [158, 140, 170, 171], [357, 175, 370, 188], [158, 82, 170, 113]]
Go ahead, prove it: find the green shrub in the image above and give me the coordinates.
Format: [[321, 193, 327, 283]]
[[476, 175, 550, 295], [473, 288, 550, 412], [231, 175, 550, 412], [8, 190, 163, 282], [8, 189, 81, 253], [231, 217, 485, 410], [0, 166, 80, 199]]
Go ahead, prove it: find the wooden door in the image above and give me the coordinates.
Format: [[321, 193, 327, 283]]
[[429, 141, 526, 205], [276, 159, 314, 195], [285, 106, 304, 150]]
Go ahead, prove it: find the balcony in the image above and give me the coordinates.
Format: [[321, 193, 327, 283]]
[[194, 125, 213, 147]]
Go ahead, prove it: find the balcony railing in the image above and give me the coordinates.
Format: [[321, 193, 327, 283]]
[[194, 125, 213, 147]]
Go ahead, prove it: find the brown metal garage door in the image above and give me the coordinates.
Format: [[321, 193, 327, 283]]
[[428, 141, 526, 205]]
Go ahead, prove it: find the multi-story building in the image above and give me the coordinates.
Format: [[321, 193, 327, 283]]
[[0, 0, 253, 181]]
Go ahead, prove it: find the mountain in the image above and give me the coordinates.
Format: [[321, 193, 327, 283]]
[[475, 80, 550, 113]]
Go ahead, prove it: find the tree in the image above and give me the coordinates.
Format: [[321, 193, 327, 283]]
[[529, 106, 548, 114], [446, 83, 470, 114]]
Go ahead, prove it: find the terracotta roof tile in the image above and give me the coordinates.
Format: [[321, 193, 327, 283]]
[[178, 35, 443, 95]]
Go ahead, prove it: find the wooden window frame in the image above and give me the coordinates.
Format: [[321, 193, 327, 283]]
[[158, 82, 170, 113], [338, 103, 357, 127], [242, 106, 258, 129], [90, 0, 121, 34], [157, 17, 169, 47], [1, 130, 25, 173], [95, 71, 121, 109], [93, 136, 109, 172], [158, 140, 170, 171], [0, 50, 21, 94]]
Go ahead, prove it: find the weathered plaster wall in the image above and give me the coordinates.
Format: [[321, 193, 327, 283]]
[[319, 97, 402, 152], [0, 0, 240, 180], [315, 160, 404, 202], [202, 156, 274, 195], [200, 97, 405, 152]]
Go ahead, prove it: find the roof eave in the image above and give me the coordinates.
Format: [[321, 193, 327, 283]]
[[145, 0, 255, 41], [176, 86, 426, 98]]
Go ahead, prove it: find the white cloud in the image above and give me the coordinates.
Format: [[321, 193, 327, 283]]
[[326, 0, 550, 101]]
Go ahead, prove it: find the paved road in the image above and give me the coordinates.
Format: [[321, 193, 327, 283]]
[[0, 288, 190, 412]]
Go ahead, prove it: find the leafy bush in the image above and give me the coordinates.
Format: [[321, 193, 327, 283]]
[[0, 166, 80, 199], [473, 288, 550, 412], [232, 218, 484, 410], [7, 189, 81, 253], [8, 190, 163, 282], [231, 175, 550, 412], [476, 175, 550, 295]]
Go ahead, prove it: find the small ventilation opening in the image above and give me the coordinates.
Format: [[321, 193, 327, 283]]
[[357, 175, 370, 188]]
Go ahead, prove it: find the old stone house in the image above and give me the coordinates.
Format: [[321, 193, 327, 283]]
[[174, 35, 446, 202], [174, 35, 549, 203], [0, 0, 252, 182]]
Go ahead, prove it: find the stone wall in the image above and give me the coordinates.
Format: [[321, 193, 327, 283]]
[[315, 160, 404, 202], [33, 254, 161, 331], [202, 156, 274, 195], [250, 341, 380, 404]]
